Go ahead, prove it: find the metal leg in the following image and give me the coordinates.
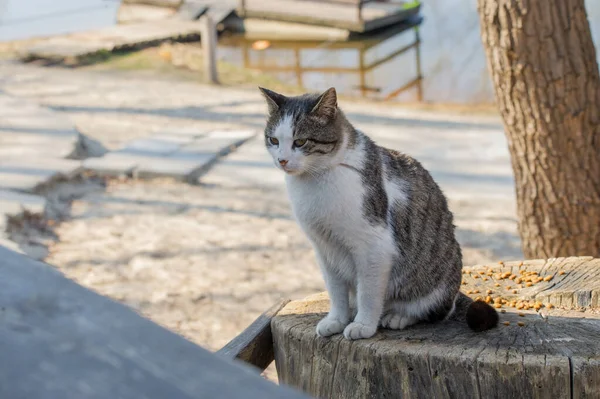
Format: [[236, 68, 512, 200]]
[[415, 27, 424, 101]]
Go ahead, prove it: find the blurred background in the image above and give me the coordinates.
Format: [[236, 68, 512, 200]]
[[2, 0, 597, 381], [4, 0, 599, 103]]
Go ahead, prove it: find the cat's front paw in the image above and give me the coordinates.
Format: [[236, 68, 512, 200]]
[[343, 322, 377, 340], [316, 317, 347, 337]]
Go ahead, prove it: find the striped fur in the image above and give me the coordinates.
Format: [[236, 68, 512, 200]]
[[260, 87, 498, 339]]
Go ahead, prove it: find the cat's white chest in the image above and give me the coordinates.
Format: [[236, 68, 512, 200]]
[[285, 167, 367, 246]]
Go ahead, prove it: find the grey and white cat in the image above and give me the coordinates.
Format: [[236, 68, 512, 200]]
[[260, 87, 498, 340]]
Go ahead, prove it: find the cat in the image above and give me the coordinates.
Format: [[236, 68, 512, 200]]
[[260, 86, 498, 340]]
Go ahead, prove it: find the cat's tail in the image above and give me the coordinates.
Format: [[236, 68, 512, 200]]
[[451, 292, 499, 332]]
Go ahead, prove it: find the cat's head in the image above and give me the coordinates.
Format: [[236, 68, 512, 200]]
[[259, 87, 344, 176]]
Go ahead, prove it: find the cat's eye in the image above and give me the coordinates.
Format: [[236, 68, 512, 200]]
[[293, 139, 307, 148], [268, 137, 279, 145]]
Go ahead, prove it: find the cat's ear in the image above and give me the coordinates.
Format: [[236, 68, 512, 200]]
[[259, 87, 286, 114], [311, 87, 337, 120]]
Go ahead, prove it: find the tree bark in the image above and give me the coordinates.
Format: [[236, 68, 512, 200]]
[[477, 0, 600, 258]]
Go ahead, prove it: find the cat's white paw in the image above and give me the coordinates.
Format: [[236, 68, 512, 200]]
[[316, 317, 347, 337], [381, 313, 417, 330], [343, 322, 377, 340]]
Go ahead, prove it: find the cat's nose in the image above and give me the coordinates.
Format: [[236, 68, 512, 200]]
[[278, 159, 288, 166]]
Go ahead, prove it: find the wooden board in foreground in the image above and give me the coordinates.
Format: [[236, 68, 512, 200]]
[[0, 246, 309, 399], [272, 257, 600, 399], [218, 299, 290, 371]]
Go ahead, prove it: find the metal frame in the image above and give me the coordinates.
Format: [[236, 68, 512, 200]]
[[235, 18, 424, 101]]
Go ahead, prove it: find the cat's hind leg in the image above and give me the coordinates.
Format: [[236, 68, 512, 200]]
[[380, 309, 418, 330], [381, 288, 457, 330]]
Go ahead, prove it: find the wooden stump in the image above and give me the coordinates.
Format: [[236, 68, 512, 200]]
[[271, 257, 600, 399]]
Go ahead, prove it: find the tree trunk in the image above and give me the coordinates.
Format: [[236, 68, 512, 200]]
[[273, 258, 600, 399], [477, 0, 600, 258]]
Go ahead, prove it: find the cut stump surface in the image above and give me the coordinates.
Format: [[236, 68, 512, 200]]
[[272, 257, 600, 399]]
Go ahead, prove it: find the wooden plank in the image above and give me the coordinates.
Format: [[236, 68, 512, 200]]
[[178, 0, 236, 21], [20, 19, 203, 64], [238, 0, 420, 32], [217, 299, 291, 371], [236, 19, 351, 41], [0, 245, 310, 399], [362, 2, 421, 32], [221, 16, 421, 50], [177, 3, 208, 20]]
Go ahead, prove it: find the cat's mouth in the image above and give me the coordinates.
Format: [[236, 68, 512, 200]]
[[281, 165, 300, 175]]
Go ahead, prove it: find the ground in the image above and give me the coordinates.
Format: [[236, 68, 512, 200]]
[[0, 59, 521, 380]]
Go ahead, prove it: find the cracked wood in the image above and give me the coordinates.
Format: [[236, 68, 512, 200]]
[[272, 258, 600, 398]]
